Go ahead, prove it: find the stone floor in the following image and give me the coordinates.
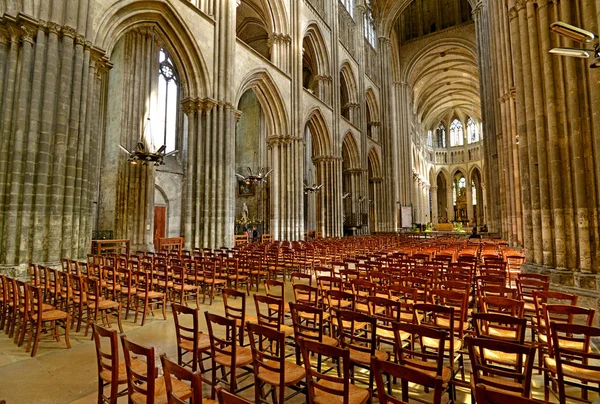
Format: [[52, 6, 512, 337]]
[[0, 281, 591, 403]]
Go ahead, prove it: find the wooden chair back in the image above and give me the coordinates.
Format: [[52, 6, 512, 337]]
[[479, 295, 524, 317], [472, 312, 527, 343], [222, 288, 248, 345], [160, 354, 202, 404], [393, 321, 446, 378], [120, 336, 157, 403], [216, 387, 253, 404], [293, 284, 318, 306], [253, 294, 284, 331], [92, 324, 121, 402], [465, 335, 535, 398], [172, 303, 200, 371], [372, 356, 443, 404]]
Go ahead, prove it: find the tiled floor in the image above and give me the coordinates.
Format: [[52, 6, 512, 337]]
[[0, 282, 582, 403]]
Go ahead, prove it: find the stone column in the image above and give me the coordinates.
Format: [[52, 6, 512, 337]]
[[431, 185, 438, 224], [472, 0, 501, 234], [447, 183, 454, 222], [378, 36, 398, 231], [268, 34, 291, 75], [466, 180, 473, 224]]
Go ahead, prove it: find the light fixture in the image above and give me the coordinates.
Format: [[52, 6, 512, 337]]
[[550, 22, 596, 43], [236, 167, 273, 184], [119, 119, 179, 166], [304, 183, 323, 194], [549, 47, 591, 58], [118, 27, 179, 166]]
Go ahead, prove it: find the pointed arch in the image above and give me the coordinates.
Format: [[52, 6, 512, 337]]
[[303, 23, 331, 75], [365, 88, 380, 122], [368, 147, 383, 179], [436, 167, 451, 185], [468, 164, 483, 183], [340, 62, 359, 104], [342, 132, 360, 169], [94, 0, 210, 99], [236, 69, 289, 137], [304, 108, 332, 157]]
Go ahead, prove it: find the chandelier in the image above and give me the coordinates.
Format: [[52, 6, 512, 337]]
[[304, 183, 323, 194], [236, 167, 273, 184]]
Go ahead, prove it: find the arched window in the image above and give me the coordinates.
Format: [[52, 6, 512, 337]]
[[364, 0, 376, 47], [153, 48, 178, 152], [449, 119, 464, 147], [342, 0, 355, 17], [467, 117, 479, 144], [427, 130, 433, 147], [436, 122, 446, 148]]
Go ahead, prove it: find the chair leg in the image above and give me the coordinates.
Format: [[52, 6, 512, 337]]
[[64, 316, 71, 348]]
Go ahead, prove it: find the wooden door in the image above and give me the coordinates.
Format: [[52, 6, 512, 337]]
[[154, 206, 166, 246]]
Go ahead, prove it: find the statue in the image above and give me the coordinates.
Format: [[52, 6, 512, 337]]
[[242, 202, 249, 219]]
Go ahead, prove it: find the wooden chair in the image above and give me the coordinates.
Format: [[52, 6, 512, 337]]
[[392, 321, 454, 401], [26, 285, 71, 357], [367, 295, 402, 348], [222, 288, 257, 346], [172, 303, 211, 376], [298, 337, 369, 404], [479, 295, 524, 317], [223, 258, 250, 295], [465, 335, 535, 398], [160, 354, 215, 404], [85, 277, 123, 336], [289, 302, 337, 371], [204, 312, 253, 399], [254, 294, 292, 333], [293, 284, 319, 306], [372, 356, 445, 404], [92, 324, 145, 404], [413, 303, 464, 384], [201, 259, 227, 305], [516, 278, 549, 319], [121, 336, 191, 404], [336, 309, 388, 393], [246, 322, 306, 404], [171, 265, 200, 307], [70, 273, 88, 332], [216, 387, 253, 404], [117, 266, 137, 320], [133, 270, 167, 326], [545, 322, 600, 404], [542, 306, 597, 402], [474, 383, 546, 404]]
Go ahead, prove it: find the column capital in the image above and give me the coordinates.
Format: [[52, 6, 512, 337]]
[[370, 177, 383, 183], [0, 28, 9, 46], [62, 26, 77, 39], [313, 155, 342, 164], [268, 33, 291, 47], [344, 168, 364, 175], [378, 36, 392, 46], [268, 135, 294, 147], [46, 21, 62, 35]]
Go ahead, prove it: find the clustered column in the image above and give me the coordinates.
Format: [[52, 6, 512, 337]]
[[0, 3, 104, 265], [314, 156, 343, 237], [487, 0, 600, 272]]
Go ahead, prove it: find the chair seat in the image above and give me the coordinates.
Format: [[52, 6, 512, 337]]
[[33, 309, 69, 321], [88, 299, 120, 310], [304, 332, 338, 346], [478, 374, 524, 392], [538, 334, 585, 351], [436, 317, 469, 333], [269, 303, 290, 313], [204, 279, 226, 285], [488, 326, 518, 340], [377, 327, 409, 342], [130, 375, 191, 404], [120, 286, 137, 294], [180, 284, 198, 291], [545, 357, 600, 383], [403, 358, 452, 384], [99, 358, 146, 384], [258, 360, 306, 386], [234, 316, 258, 328], [313, 379, 370, 404], [422, 336, 463, 351], [179, 333, 211, 352], [214, 345, 253, 367], [137, 291, 165, 299], [331, 318, 368, 331], [349, 347, 388, 365]]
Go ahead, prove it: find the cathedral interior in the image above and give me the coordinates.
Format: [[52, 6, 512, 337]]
[[1, 0, 600, 403]]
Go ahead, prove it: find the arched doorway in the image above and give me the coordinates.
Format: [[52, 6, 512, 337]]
[[453, 170, 467, 224]]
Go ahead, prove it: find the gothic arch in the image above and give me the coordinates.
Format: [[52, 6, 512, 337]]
[[236, 70, 290, 138], [94, 0, 210, 99], [468, 164, 483, 183], [304, 108, 332, 157], [365, 88, 380, 121], [303, 23, 331, 75], [340, 62, 359, 103], [342, 132, 361, 169], [368, 147, 383, 179], [436, 167, 451, 185]]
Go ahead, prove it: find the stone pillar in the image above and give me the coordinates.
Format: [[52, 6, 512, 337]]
[[268, 34, 291, 75], [472, 0, 501, 234], [447, 184, 454, 222], [431, 185, 438, 224], [466, 180, 473, 224], [378, 36, 398, 231]]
